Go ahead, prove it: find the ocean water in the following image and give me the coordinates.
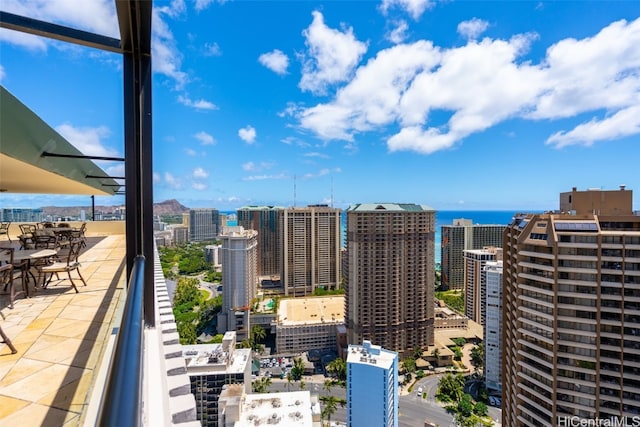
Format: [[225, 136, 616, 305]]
[[224, 210, 521, 264]]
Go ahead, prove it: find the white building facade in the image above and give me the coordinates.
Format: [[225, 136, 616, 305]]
[[347, 340, 398, 427], [218, 227, 258, 341], [484, 260, 503, 393]]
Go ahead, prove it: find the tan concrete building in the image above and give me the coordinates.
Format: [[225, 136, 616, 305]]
[[345, 203, 435, 358], [275, 295, 345, 354], [237, 206, 284, 277], [441, 219, 505, 290], [502, 187, 640, 426], [463, 246, 502, 325], [282, 205, 341, 297]]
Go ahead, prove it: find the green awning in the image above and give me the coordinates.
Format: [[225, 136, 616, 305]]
[[0, 85, 121, 195]]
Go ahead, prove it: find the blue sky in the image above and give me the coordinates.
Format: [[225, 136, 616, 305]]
[[1, 0, 639, 211]]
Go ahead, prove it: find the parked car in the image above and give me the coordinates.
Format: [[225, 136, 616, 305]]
[[488, 396, 501, 407]]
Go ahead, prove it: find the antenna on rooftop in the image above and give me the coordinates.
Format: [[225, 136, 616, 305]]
[[331, 176, 334, 208]]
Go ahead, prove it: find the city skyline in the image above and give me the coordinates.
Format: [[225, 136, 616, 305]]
[[1, 1, 639, 211]]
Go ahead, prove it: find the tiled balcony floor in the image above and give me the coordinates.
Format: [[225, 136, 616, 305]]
[[0, 235, 127, 426]]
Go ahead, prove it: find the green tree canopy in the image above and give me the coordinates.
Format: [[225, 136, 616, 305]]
[[326, 357, 347, 382], [436, 372, 465, 403]]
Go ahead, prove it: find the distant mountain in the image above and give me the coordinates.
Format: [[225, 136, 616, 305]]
[[153, 199, 190, 216], [41, 199, 190, 218]]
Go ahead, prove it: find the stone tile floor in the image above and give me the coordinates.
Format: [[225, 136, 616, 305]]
[[0, 234, 126, 426]]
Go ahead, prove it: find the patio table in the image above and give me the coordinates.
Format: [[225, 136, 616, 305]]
[[0, 248, 58, 298]]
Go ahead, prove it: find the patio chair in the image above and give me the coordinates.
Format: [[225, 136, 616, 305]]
[[0, 248, 28, 309], [78, 222, 87, 248], [18, 224, 37, 249], [0, 222, 11, 243], [0, 318, 17, 354], [32, 230, 59, 249], [37, 239, 86, 293]]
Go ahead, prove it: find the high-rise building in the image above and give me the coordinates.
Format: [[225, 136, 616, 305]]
[[347, 340, 399, 427], [484, 260, 502, 394], [463, 246, 502, 325], [172, 224, 189, 244], [237, 206, 284, 277], [441, 219, 505, 290], [282, 205, 341, 296], [183, 332, 252, 427], [345, 203, 435, 357], [0, 207, 43, 222], [189, 208, 219, 242], [217, 227, 258, 341], [503, 187, 640, 426]]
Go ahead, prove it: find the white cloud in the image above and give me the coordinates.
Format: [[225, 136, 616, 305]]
[[0, 28, 48, 51], [302, 167, 341, 179], [1, 0, 119, 37], [297, 40, 441, 141], [304, 152, 330, 159], [185, 148, 197, 156], [380, 0, 435, 20], [194, 131, 216, 145], [386, 20, 409, 44], [546, 105, 640, 148], [55, 123, 120, 158], [152, 3, 189, 89], [164, 172, 182, 190], [192, 167, 209, 179], [195, 0, 214, 12], [204, 42, 222, 56], [281, 136, 311, 148], [192, 182, 208, 191], [238, 125, 257, 144], [0, 65, 4, 82], [299, 11, 368, 95], [178, 95, 218, 110], [457, 18, 490, 40], [259, 49, 290, 75], [0, 0, 117, 50], [242, 161, 274, 172], [295, 17, 640, 153], [242, 173, 288, 181]]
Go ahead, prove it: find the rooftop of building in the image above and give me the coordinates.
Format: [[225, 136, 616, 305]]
[[219, 226, 257, 238], [434, 319, 484, 346], [182, 341, 251, 375], [238, 391, 318, 427], [463, 246, 503, 256], [277, 296, 344, 326], [346, 203, 435, 212], [238, 205, 285, 210], [347, 340, 397, 370]]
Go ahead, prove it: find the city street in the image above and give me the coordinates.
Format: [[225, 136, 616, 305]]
[[265, 374, 463, 427]]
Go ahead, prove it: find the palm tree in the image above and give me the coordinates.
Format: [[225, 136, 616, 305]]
[[431, 347, 440, 367], [252, 376, 272, 393], [250, 325, 266, 353], [286, 372, 294, 392], [320, 395, 339, 426], [326, 357, 347, 382], [323, 379, 333, 394]]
